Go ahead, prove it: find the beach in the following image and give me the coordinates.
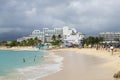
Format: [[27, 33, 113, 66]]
[[0, 46, 38, 51], [0, 47, 63, 80], [38, 48, 120, 80], [0, 47, 120, 80]]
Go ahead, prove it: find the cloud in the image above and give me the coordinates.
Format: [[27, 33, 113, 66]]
[[0, 0, 120, 40]]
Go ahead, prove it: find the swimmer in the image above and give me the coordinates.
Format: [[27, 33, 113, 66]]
[[23, 58, 25, 63]]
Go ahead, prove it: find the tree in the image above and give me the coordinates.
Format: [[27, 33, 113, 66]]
[[95, 37, 100, 50], [51, 34, 63, 46], [21, 40, 27, 46], [57, 34, 62, 40], [38, 40, 42, 46], [114, 38, 120, 43], [99, 37, 104, 42], [85, 36, 95, 46], [85, 36, 103, 48], [8, 40, 18, 47], [52, 35, 56, 41], [27, 38, 34, 46], [0, 41, 8, 46], [34, 37, 39, 46]]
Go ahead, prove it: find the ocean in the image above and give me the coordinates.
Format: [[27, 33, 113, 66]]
[[0, 50, 63, 80]]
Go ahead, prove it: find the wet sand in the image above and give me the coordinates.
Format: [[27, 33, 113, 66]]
[[38, 48, 120, 80]]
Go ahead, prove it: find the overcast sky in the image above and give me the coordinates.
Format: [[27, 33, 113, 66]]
[[0, 0, 120, 41]]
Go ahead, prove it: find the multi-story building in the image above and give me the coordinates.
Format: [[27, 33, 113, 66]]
[[17, 28, 63, 43], [17, 30, 44, 42], [63, 26, 77, 39], [17, 26, 85, 46], [43, 28, 63, 43], [64, 32, 85, 46], [99, 32, 120, 43], [63, 26, 85, 46]]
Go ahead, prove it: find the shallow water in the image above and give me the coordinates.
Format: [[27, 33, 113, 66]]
[[0, 50, 63, 80]]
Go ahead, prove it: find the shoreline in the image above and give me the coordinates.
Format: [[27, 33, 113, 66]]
[[1, 47, 120, 80], [39, 48, 120, 80], [0, 46, 38, 51], [0, 48, 63, 80]]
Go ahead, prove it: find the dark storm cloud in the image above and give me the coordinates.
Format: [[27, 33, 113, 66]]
[[0, 0, 120, 40]]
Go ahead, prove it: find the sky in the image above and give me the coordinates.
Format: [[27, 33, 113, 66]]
[[0, 0, 120, 41]]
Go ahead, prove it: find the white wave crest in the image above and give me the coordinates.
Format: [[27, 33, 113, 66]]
[[17, 54, 63, 80]]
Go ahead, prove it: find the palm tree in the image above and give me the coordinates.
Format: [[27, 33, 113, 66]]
[[0, 41, 7, 46], [38, 40, 42, 46], [21, 40, 27, 46], [95, 37, 99, 50], [34, 37, 39, 46], [85, 36, 95, 47], [8, 40, 18, 47], [52, 35, 56, 41], [27, 38, 34, 46], [114, 38, 120, 43], [57, 34, 63, 46], [99, 37, 104, 43], [57, 34, 62, 40]]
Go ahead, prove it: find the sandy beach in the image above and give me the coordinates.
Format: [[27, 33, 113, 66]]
[[0, 46, 38, 51], [0, 47, 120, 80], [38, 48, 120, 80]]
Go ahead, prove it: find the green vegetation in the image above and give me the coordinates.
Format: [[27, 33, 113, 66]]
[[0, 35, 63, 47], [0, 37, 42, 47], [114, 38, 120, 43], [51, 34, 63, 46], [85, 36, 103, 48]]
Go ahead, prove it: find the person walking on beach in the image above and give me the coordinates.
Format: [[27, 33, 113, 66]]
[[110, 45, 114, 55]]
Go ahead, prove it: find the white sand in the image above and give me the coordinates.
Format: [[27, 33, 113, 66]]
[[0, 46, 38, 51], [38, 48, 120, 80]]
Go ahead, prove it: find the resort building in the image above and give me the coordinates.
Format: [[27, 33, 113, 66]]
[[63, 26, 85, 47], [99, 32, 120, 43], [43, 28, 63, 43], [17, 30, 44, 42], [17, 28, 63, 43], [63, 26, 77, 39], [17, 26, 85, 46], [64, 32, 85, 46]]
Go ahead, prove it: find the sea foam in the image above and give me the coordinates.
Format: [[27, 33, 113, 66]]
[[17, 53, 63, 80]]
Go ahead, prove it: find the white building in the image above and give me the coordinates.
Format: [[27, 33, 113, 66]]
[[43, 28, 63, 43], [99, 32, 120, 43], [63, 26, 77, 39], [17, 28, 63, 43], [63, 26, 85, 47], [64, 32, 85, 46], [17, 26, 85, 46]]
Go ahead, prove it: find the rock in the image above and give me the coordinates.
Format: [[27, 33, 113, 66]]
[[114, 71, 120, 78]]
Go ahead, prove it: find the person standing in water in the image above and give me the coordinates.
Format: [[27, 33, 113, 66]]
[[34, 56, 36, 62], [34, 58, 35, 62], [23, 58, 26, 63]]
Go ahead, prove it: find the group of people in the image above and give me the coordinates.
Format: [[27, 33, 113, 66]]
[[102, 45, 114, 55], [23, 56, 36, 63], [96, 44, 114, 55]]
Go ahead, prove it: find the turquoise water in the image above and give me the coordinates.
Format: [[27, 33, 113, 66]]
[[0, 50, 46, 76]]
